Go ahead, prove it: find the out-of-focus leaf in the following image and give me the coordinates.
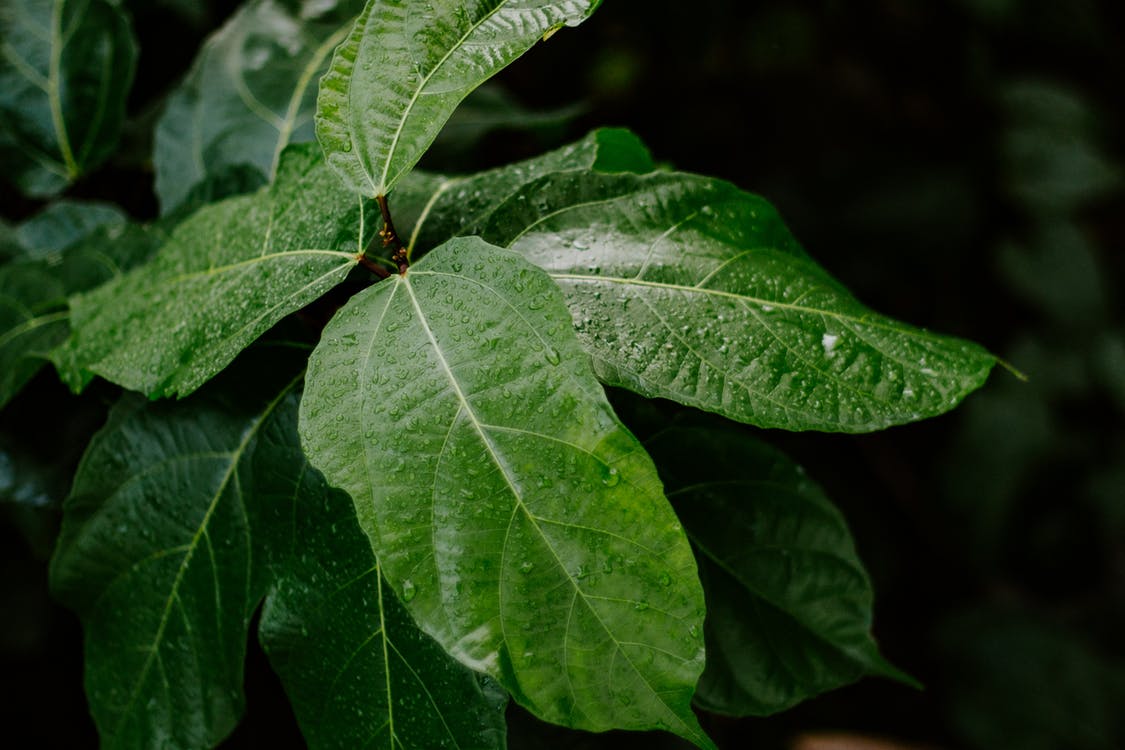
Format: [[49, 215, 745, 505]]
[[647, 424, 911, 716], [14, 200, 127, 260], [54, 144, 371, 398], [316, 0, 601, 196], [154, 0, 363, 214], [998, 221, 1107, 325], [300, 237, 713, 748], [938, 608, 1125, 750], [0, 206, 167, 409], [1001, 81, 1122, 213], [0, 0, 137, 196]]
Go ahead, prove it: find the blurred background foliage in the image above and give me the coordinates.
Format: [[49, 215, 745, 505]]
[[2, 0, 1122, 748]]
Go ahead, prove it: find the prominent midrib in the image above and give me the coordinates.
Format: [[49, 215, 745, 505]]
[[399, 274, 702, 743], [109, 377, 300, 739], [47, 0, 78, 177], [376, 1, 511, 192]]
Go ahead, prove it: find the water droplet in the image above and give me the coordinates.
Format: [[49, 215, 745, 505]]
[[401, 579, 416, 602], [658, 572, 672, 587], [602, 466, 620, 486], [451, 261, 463, 273], [519, 561, 535, 574], [544, 347, 560, 366], [633, 600, 649, 611]]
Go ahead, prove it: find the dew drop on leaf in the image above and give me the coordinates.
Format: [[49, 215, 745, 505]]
[[401, 579, 417, 602]]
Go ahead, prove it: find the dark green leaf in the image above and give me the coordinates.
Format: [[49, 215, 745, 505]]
[[54, 144, 370, 398], [259, 462, 509, 750], [403, 134, 996, 431], [52, 357, 506, 749], [316, 0, 601, 196], [0, 0, 137, 195], [646, 424, 911, 716], [401, 127, 653, 258], [154, 0, 362, 214], [0, 206, 166, 408], [299, 237, 713, 748], [14, 200, 127, 259]]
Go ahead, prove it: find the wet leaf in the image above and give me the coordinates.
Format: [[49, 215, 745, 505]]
[[403, 131, 997, 432], [54, 144, 372, 398], [647, 424, 912, 716], [316, 0, 601, 196], [154, 0, 363, 214], [51, 358, 506, 750], [300, 237, 713, 748], [0, 0, 137, 196]]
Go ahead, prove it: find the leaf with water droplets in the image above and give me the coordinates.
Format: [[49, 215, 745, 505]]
[[51, 354, 507, 750], [316, 0, 602, 196], [648, 423, 915, 716], [153, 0, 363, 214], [403, 131, 996, 432], [54, 144, 373, 398], [0, 0, 137, 196], [300, 237, 714, 748]]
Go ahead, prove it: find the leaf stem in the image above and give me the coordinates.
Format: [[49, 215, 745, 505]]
[[377, 194, 410, 274]]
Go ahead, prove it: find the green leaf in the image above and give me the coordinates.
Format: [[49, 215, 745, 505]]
[[52, 357, 506, 750], [14, 200, 127, 259], [258, 460, 509, 750], [646, 424, 912, 716], [402, 127, 653, 258], [299, 237, 713, 749], [0, 206, 166, 409], [316, 0, 601, 197], [404, 135, 996, 432], [54, 144, 370, 398], [153, 0, 363, 214], [0, 0, 138, 196]]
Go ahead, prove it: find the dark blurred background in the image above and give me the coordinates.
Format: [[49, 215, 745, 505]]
[[2, 0, 1123, 748]]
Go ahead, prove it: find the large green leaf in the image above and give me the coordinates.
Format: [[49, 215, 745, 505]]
[[51, 358, 508, 750], [258, 456, 509, 750], [0, 0, 137, 196], [299, 237, 713, 748], [0, 205, 166, 409], [402, 133, 997, 432], [153, 0, 362, 214], [316, 0, 601, 197], [54, 144, 372, 398], [646, 424, 910, 716]]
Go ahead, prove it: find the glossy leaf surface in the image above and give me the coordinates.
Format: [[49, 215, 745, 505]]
[[300, 237, 713, 748], [259, 460, 509, 750], [316, 0, 600, 196], [54, 144, 370, 398], [51, 361, 508, 750], [0, 0, 137, 196], [154, 0, 362, 214], [648, 424, 910, 716], [403, 135, 996, 431]]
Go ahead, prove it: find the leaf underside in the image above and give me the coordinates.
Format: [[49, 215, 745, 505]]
[[316, 0, 600, 196], [300, 237, 714, 749], [399, 130, 997, 432]]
